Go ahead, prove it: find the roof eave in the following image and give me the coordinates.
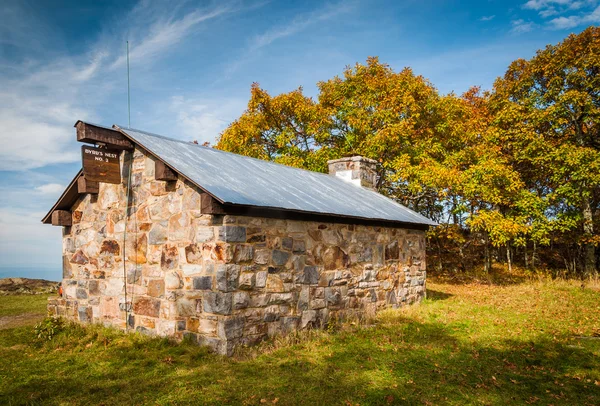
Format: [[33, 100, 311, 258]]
[[221, 202, 435, 230], [41, 169, 83, 224]]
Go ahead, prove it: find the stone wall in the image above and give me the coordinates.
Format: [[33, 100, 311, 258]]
[[49, 147, 427, 355]]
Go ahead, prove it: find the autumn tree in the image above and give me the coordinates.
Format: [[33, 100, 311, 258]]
[[216, 83, 332, 172], [491, 26, 600, 277]]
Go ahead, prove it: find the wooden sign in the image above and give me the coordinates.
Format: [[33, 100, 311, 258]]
[[82, 145, 121, 184]]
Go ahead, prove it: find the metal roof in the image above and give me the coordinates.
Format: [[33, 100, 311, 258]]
[[114, 125, 436, 227]]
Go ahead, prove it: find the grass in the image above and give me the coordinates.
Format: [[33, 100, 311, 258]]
[[0, 279, 599, 405]]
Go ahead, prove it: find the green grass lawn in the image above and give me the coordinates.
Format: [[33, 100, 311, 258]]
[[0, 280, 599, 405]]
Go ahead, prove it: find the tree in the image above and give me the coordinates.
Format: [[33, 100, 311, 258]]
[[215, 83, 331, 172], [491, 26, 600, 277]]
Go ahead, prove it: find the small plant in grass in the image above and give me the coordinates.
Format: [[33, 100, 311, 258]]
[[325, 314, 342, 333], [33, 317, 64, 341]]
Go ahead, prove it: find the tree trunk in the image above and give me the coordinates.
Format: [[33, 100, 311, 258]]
[[532, 241, 537, 271], [582, 195, 597, 278], [484, 233, 491, 273], [452, 196, 458, 225], [506, 243, 513, 273], [458, 245, 466, 272], [436, 235, 443, 272]]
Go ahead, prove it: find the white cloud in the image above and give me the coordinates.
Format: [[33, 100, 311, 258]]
[[539, 7, 560, 16], [523, 0, 593, 11], [479, 15, 496, 21], [548, 15, 582, 27], [547, 4, 600, 27], [35, 183, 64, 196], [510, 19, 537, 33], [74, 51, 109, 82], [522, 0, 599, 25], [0, 168, 83, 269], [569, 1, 588, 10], [169, 96, 246, 144], [524, 0, 575, 10]]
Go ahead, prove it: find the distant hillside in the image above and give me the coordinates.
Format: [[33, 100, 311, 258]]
[[0, 278, 59, 295]]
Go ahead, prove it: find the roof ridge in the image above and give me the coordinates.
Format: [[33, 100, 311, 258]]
[[114, 124, 208, 146], [115, 124, 345, 181]]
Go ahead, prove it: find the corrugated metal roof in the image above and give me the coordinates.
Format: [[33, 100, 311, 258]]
[[115, 125, 437, 227]]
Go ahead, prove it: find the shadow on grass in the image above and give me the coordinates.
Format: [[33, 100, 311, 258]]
[[428, 267, 533, 287], [2, 316, 598, 405], [425, 289, 453, 301]]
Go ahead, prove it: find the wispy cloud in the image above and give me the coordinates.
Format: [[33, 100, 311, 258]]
[[521, 0, 599, 28], [479, 15, 496, 21], [168, 96, 245, 144], [249, 2, 355, 51], [539, 7, 560, 17], [108, 4, 237, 71], [523, 0, 591, 12], [547, 4, 600, 28], [0, 2, 102, 170], [510, 19, 537, 33], [406, 40, 543, 94], [0, 1, 247, 171], [224, 1, 356, 76], [511, 0, 596, 34], [35, 183, 65, 196], [0, 69, 95, 170]]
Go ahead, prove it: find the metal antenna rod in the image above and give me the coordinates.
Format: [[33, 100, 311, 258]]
[[127, 41, 131, 128]]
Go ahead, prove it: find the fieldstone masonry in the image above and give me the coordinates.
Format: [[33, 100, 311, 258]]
[[48, 147, 427, 355]]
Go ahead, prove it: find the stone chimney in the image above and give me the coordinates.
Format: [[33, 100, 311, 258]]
[[327, 156, 378, 190]]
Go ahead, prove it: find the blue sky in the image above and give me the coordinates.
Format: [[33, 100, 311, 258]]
[[0, 0, 598, 280]]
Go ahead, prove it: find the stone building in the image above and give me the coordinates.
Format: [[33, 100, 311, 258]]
[[43, 121, 436, 355]]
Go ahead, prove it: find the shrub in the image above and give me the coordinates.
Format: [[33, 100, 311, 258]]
[[34, 317, 64, 341]]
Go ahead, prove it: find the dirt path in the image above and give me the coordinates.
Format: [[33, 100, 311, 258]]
[[0, 313, 45, 330]]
